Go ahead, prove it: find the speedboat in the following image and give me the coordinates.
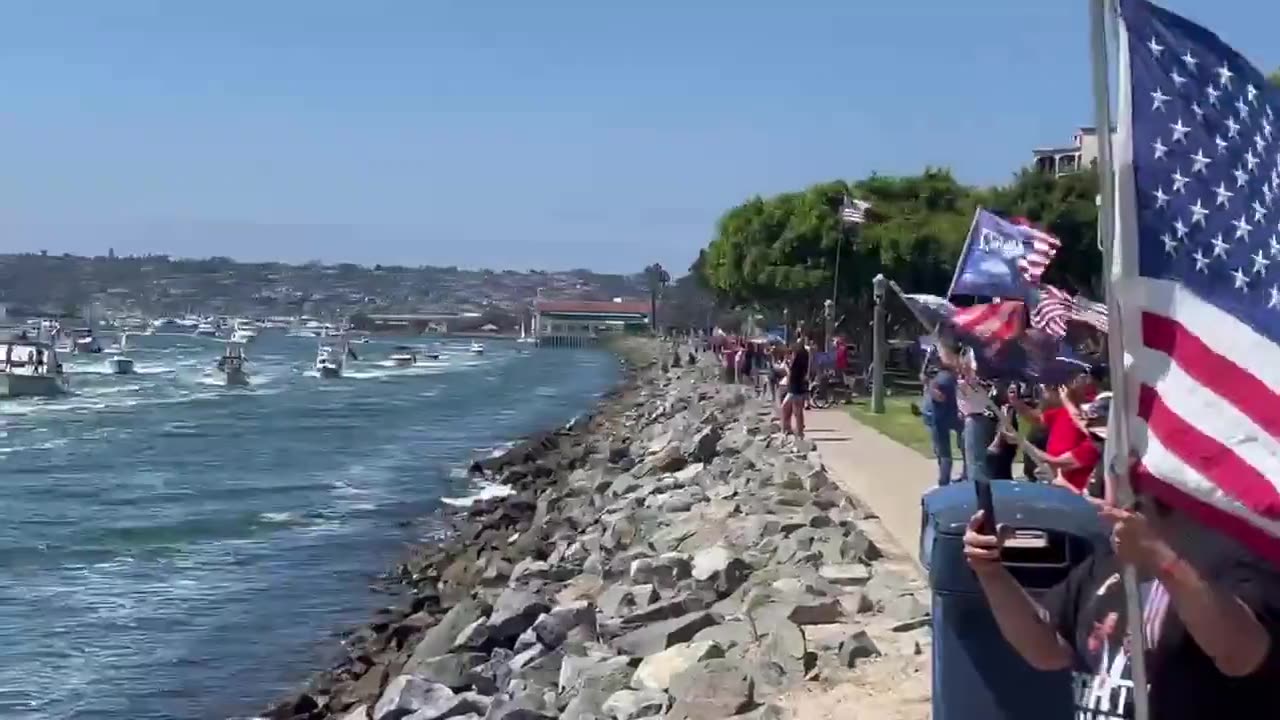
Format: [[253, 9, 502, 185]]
[[469, 342, 485, 355], [71, 328, 103, 354], [106, 333, 136, 375], [231, 320, 259, 344], [388, 346, 417, 367], [216, 342, 251, 386], [315, 343, 343, 379], [194, 322, 219, 338], [1, 337, 70, 397]]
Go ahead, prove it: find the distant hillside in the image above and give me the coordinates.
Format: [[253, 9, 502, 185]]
[[0, 252, 651, 320]]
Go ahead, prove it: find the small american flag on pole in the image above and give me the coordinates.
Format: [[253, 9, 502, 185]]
[[1114, 0, 1280, 559], [1031, 284, 1111, 337], [840, 195, 870, 225], [1011, 217, 1063, 285]]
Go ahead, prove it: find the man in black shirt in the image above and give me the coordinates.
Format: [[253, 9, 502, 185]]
[[964, 498, 1280, 718]]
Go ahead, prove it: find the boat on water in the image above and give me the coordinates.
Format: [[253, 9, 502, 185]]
[[70, 328, 103, 354], [216, 342, 251, 386], [1, 337, 70, 398], [106, 333, 136, 375], [315, 336, 354, 379], [388, 346, 417, 367], [230, 319, 259, 344], [194, 322, 219, 338], [469, 341, 485, 355]]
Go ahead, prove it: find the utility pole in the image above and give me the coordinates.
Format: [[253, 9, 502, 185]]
[[871, 273, 887, 414]]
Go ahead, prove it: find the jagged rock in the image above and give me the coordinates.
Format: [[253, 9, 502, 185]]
[[464, 648, 514, 695], [665, 659, 754, 719], [619, 594, 707, 626], [682, 426, 722, 464], [818, 563, 871, 587], [406, 600, 489, 675], [691, 620, 755, 650], [602, 688, 669, 719], [734, 704, 786, 720], [611, 611, 720, 657], [651, 444, 688, 473], [690, 545, 752, 597], [837, 630, 881, 667], [786, 597, 845, 626], [630, 640, 725, 691], [487, 589, 551, 643], [751, 619, 808, 693], [372, 675, 456, 720], [598, 584, 660, 618], [510, 646, 565, 688], [629, 553, 692, 588], [531, 601, 597, 648], [402, 652, 488, 691], [338, 704, 370, 720], [558, 654, 634, 698]]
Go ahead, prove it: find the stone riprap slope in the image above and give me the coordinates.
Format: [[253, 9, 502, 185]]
[[258, 361, 932, 720]]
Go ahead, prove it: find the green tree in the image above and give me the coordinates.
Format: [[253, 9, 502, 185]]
[[1268, 68, 1280, 89]]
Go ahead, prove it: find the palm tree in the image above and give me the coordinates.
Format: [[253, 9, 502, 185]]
[[644, 263, 671, 333]]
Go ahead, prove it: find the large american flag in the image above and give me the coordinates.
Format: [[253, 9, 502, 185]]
[[953, 300, 1026, 345], [1011, 217, 1063, 285], [1117, 0, 1280, 559]]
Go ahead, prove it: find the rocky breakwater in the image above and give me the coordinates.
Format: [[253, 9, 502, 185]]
[[259, 362, 932, 720]]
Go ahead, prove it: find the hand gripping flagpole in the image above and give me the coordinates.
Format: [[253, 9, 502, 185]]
[[1089, 0, 1151, 718]]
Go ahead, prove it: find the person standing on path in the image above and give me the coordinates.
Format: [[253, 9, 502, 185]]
[[941, 345, 993, 483], [921, 349, 961, 486], [781, 336, 810, 439]]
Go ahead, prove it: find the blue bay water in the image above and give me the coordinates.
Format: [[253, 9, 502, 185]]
[[0, 334, 618, 720]]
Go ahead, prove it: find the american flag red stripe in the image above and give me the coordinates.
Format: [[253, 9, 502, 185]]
[[952, 300, 1025, 345], [1030, 285, 1072, 337], [1011, 217, 1062, 285], [1125, 282, 1280, 563]]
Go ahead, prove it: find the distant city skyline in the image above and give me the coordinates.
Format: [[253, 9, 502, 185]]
[[1, 0, 1276, 274]]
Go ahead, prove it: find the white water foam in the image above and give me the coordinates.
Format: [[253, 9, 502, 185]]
[[440, 481, 514, 507]]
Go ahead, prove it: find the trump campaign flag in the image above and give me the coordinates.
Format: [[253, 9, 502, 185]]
[[1111, 0, 1280, 560], [949, 208, 1062, 299]]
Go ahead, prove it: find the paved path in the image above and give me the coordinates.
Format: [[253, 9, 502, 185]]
[[806, 408, 936, 569]]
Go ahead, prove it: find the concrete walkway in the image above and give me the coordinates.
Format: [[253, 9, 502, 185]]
[[806, 408, 936, 569]]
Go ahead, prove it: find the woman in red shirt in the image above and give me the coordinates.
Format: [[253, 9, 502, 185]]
[[1008, 374, 1103, 494]]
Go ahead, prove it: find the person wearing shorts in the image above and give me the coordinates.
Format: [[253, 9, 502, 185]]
[[781, 338, 810, 438]]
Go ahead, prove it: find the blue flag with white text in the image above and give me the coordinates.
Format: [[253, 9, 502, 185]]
[[952, 209, 1047, 299]]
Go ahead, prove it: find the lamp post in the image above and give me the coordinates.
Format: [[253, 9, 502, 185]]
[[871, 273, 887, 414], [823, 299, 835, 354]]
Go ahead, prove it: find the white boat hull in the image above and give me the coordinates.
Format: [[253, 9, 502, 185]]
[[108, 357, 136, 375], [389, 356, 415, 367], [316, 364, 342, 379], [0, 373, 68, 398]]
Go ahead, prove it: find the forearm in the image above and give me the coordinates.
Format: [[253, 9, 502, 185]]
[[1157, 551, 1272, 676], [974, 567, 1074, 671]]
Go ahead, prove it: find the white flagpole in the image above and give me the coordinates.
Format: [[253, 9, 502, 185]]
[[1089, 1, 1150, 718]]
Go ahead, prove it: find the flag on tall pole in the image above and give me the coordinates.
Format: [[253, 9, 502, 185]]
[[1111, 0, 1280, 562], [840, 195, 870, 225]]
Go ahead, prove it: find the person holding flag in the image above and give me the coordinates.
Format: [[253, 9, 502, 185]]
[[965, 1, 1280, 717]]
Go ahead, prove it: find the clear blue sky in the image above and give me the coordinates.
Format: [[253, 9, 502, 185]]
[[0, 0, 1275, 275]]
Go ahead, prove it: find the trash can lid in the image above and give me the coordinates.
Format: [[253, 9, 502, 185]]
[[922, 481, 1109, 541]]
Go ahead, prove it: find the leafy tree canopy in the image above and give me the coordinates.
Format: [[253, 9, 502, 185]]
[[699, 166, 1102, 320]]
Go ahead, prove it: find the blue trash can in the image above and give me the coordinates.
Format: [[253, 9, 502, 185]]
[[921, 481, 1109, 720]]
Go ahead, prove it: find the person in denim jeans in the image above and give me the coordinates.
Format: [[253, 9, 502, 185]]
[[922, 356, 961, 486]]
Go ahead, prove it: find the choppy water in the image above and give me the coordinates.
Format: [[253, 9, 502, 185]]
[[0, 333, 619, 720]]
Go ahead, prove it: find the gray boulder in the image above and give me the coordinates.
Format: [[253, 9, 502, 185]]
[[402, 652, 488, 691], [487, 589, 551, 643], [601, 689, 669, 719], [408, 599, 488, 667], [611, 611, 720, 657], [629, 640, 724, 691], [665, 659, 754, 719], [372, 675, 456, 720]]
